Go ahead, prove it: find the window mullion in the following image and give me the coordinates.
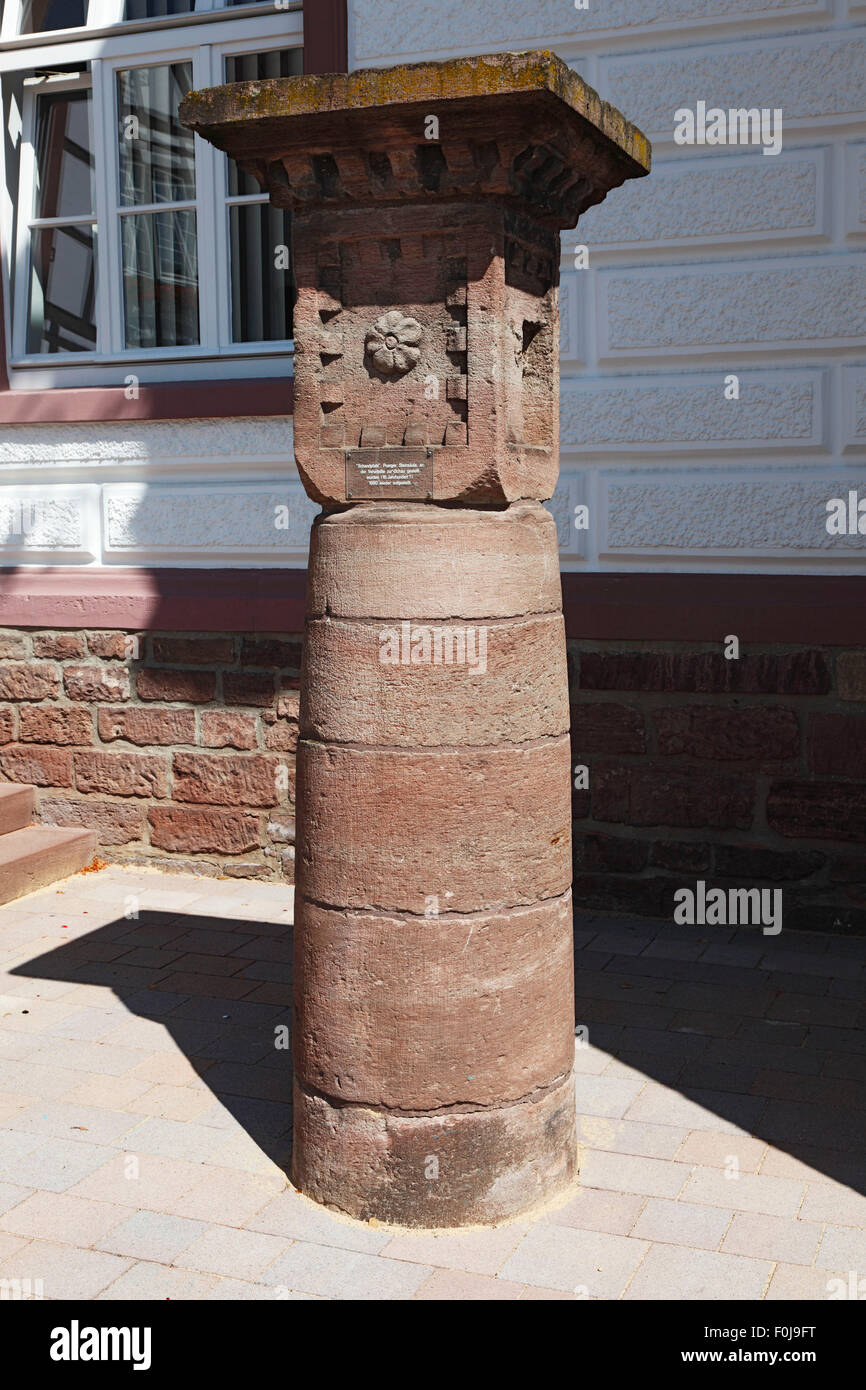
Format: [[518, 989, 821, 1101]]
[[192, 41, 218, 349], [91, 56, 122, 357]]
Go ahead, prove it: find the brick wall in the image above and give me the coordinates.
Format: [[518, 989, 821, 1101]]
[[0, 629, 300, 881], [2, 624, 864, 926], [569, 640, 866, 933]]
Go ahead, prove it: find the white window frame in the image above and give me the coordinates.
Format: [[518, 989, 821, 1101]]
[[0, 0, 303, 387]]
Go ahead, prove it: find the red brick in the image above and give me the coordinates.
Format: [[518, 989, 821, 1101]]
[[263, 719, 298, 752], [571, 702, 645, 754], [594, 764, 754, 830], [172, 752, 279, 807], [579, 649, 831, 696], [64, 665, 131, 702], [0, 707, 15, 745], [0, 633, 27, 660], [276, 679, 301, 718], [223, 672, 275, 707], [0, 663, 60, 701], [137, 668, 215, 703], [767, 781, 866, 843], [0, 744, 72, 786], [31, 632, 86, 660], [200, 711, 258, 750], [571, 873, 679, 919], [149, 805, 261, 853], [649, 840, 711, 873], [87, 632, 140, 660], [837, 653, 866, 702], [98, 706, 196, 747], [714, 843, 824, 881], [19, 705, 92, 746], [808, 714, 866, 779], [239, 638, 303, 669], [573, 832, 648, 873], [40, 796, 144, 846], [73, 749, 168, 798], [656, 705, 799, 762], [152, 636, 234, 665]]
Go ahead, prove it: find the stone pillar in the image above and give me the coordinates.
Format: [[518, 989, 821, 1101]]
[[181, 52, 650, 1227]]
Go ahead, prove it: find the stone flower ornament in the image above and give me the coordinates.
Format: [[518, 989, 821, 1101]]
[[365, 311, 423, 375]]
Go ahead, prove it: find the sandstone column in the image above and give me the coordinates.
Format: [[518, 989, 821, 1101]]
[[181, 53, 650, 1226]]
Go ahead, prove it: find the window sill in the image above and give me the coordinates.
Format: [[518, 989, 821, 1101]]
[[0, 374, 294, 422]]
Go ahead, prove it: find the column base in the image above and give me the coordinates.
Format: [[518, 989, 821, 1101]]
[[292, 1072, 577, 1228]]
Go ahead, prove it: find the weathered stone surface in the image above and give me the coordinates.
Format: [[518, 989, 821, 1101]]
[[303, 613, 568, 746], [149, 805, 261, 854], [181, 51, 648, 509], [294, 893, 574, 1109], [307, 502, 563, 620], [292, 1072, 576, 1227], [297, 737, 572, 915], [177, 49, 645, 1225]]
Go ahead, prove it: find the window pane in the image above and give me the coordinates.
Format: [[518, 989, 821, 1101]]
[[229, 203, 294, 343], [117, 63, 195, 207], [27, 223, 96, 353], [123, 0, 193, 17], [224, 49, 302, 196], [33, 89, 93, 220], [121, 209, 198, 348], [19, 0, 86, 33]]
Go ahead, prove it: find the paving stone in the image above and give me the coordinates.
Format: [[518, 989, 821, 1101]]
[[625, 1083, 766, 1133], [721, 1211, 822, 1265], [624, 1245, 772, 1300], [500, 1224, 648, 1298], [117, 1116, 232, 1164], [799, 1181, 866, 1227], [4, 1100, 143, 1146], [674, 1130, 767, 1173], [578, 1115, 686, 1159], [97, 1260, 219, 1300], [815, 1224, 866, 1271], [381, 1222, 530, 1275], [0, 1138, 115, 1192], [67, 1153, 205, 1209], [681, 1166, 806, 1217], [249, 1190, 392, 1253], [578, 1149, 691, 1199], [765, 1263, 852, 1301], [414, 1268, 526, 1299], [0, 1238, 133, 1299], [169, 1167, 286, 1227], [0, 1181, 32, 1217], [632, 1197, 732, 1251], [543, 1187, 645, 1236], [174, 1224, 290, 1280], [260, 1241, 434, 1300], [96, 1210, 208, 1263], [0, 1191, 132, 1246], [574, 1074, 647, 1118]]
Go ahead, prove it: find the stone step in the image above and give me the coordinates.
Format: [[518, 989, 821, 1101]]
[[0, 783, 35, 837], [0, 826, 97, 906]]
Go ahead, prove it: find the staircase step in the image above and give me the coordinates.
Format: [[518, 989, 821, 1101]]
[[0, 826, 97, 906], [0, 783, 35, 836]]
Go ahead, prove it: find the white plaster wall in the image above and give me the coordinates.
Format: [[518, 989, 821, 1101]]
[[344, 0, 866, 574], [0, 2, 864, 574]]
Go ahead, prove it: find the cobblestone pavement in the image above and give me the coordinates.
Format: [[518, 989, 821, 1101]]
[[0, 865, 863, 1300]]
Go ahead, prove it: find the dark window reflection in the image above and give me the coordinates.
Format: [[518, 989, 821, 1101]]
[[117, 63, 195, 206], [123, 0, 193, 17], [229, 203, 294, 342], [33, 89, 93, 220], [121, 209, 199, 348], [19, 0, 86, 33], [224, 48, 302, 196], [27, 223, 97, 353]]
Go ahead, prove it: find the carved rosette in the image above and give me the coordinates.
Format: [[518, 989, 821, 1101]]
[[365, 311, 423, 375]]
